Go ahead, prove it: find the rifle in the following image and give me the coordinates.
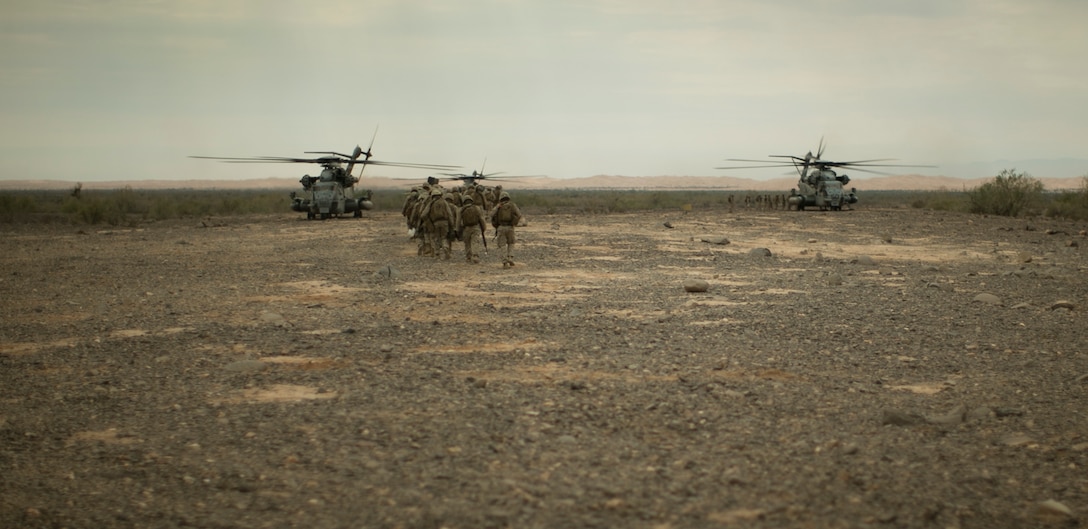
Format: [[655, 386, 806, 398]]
[[479, 220, 488, 255]]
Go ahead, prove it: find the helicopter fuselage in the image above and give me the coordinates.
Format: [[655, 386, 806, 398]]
[[291, 165, 373, 219], [789, 166, 857, 211]]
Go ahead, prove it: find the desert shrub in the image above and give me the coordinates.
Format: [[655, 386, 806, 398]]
[[0, 189, 297, 225], [905, 190, 971, 212], [1043, 174, 1088, 220], [968, 169, 1044, 217], [0, 193, 39, 222]]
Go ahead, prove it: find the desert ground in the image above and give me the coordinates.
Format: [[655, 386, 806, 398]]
[[2, 205, 1087, 528]]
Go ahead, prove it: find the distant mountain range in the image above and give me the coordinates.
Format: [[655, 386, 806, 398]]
[[929, 158, 1088, 180]]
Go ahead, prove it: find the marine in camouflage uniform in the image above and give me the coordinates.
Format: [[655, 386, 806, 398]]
[[402, 187, 421, 234], [466, 183, 490, 212], [410, 186, 432, 255], [490, 191, 522, 268], [424, 188, 455, 259], [458, 195, 486, 263]]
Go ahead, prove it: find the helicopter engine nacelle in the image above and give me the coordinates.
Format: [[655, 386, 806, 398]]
[[290, 197, 309, 212], [348, 198, 374, 212]]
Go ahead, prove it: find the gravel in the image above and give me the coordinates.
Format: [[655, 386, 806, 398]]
[[1, 207, 1086, 528]]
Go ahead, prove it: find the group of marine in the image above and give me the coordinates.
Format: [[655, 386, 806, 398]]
[[401, 180, 523, 268]]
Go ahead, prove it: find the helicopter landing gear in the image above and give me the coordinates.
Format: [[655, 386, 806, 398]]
[[307, 211, 315, 220], [353, 208, 362, 218]]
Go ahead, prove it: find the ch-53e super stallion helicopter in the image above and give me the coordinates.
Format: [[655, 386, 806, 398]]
[[436, 158, 545, 186], [192, 135, 458, 219], [717, 139, 933, 211]]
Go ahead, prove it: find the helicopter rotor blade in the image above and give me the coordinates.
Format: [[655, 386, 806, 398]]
[[725, 158, 797, 164], [826, 158, 898, 165], [364, 126, 378, 158], [190, 156, 335, 164], [360, 160, 461, 170], [191, 155, 459, 170], [716, 163, 802, 170], [304, 151, 354, 159], [831, 161, 937, 168]]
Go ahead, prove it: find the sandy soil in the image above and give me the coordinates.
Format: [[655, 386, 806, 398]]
[[2, 206, 1087, 528]]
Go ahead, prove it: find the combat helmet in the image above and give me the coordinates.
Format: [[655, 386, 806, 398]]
[[430, 187, 443, 197], [499, 191, 511, 202], [462, 195, 474, 204]]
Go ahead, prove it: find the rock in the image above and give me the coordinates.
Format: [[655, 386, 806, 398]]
[[827, 274, 843, 286], [1035, 499, 1076, 522], [881, 410, 924, 427], [1049, 300, 1076, 311], [376, 265, 400, 280], [663, 221, 674, 229], [966, 406, 994, 422], [259, 311, 290, 327], [993, 407, 1024, 417], [926, 404, 966, 426], [749, 248, 772, 257], [973, 293, 1002, 305], [854, 255, 877, 266], [700, 236, 731, 245], [683, 279, 709, 293], [1067, 240, 1079, 248], [1000, 433, 1034, 447], [1018, 252, 1033, 263], [1010, 302, 1032, 309]]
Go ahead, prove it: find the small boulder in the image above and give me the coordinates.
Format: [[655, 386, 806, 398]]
[[700, 236, 731, 245], [973, 293, 1002, 305], [881, 410, 924, 427], [854, 255, 877, 266], [224, 360, 267, 373], [683, 279, 710, 293], [375, 265, 400, 280], [1050, 300, 1076, 311], [259, 311, 290, 327], [749, 248, 772, 257], [1035, 500, 1076, 523], [926, 404, 966, 426]]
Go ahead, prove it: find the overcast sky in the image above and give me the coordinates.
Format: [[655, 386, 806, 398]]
[[1, 0, 1086, 182]]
